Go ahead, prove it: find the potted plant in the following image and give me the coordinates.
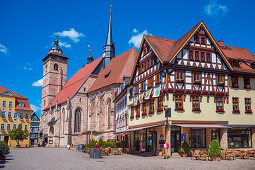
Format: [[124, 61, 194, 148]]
[[180, 142, 189, 158], [208, 139, 221, 161]]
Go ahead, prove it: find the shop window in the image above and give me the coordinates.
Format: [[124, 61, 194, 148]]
[[201, 52, 205, 62], [245, 98, 252, 113], [206, 53, 211, 63], [189, 50, 193, 60], [157, 96, 164, 112], [211, 129, 220, 142], [232, 97, 239, 113], [217, 75, 225, 86], [192, 96, 200, 111], [130, 107, 134, 119], [216, 97, 224, 112], [176, 71, 184, 82], [195, 51, 199, 61], [243, 77, 251, 89], [228, 127, 252, 148], [175, 95, 183, 111], [149, 100, 154, 114], [189, 129, 206, 148], [193, 73, 201, 84], [136, 105, 140, 118], [231, 76, 239, 88]]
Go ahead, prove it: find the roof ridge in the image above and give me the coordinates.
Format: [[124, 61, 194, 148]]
[[146, 35, 176, 42]]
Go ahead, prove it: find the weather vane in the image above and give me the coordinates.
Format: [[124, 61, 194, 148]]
[[88, 44, 92, 55]]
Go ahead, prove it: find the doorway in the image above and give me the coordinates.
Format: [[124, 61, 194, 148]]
[[171, 128, 181, 152], [4, 136, 9, 144]]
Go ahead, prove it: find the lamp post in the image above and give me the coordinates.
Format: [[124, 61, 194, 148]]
[[90, 130, 93, 142]]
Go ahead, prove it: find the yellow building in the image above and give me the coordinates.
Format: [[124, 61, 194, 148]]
[[0, 86, 32, 147]]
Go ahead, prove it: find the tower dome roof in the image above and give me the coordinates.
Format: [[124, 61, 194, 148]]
[[48, 36, 63, 54]]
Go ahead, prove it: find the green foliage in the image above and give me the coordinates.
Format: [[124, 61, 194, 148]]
[[180, 142, 189, 154], [85, 140, 97, 148], [85, 140, 118, 149], [9, 124, 29, 147], [120, 140, 129, 148], [208, 139, 221, 157], [0, 141, 9, 155], [116, 141, 121, 148], [163, 155, 170, 159]]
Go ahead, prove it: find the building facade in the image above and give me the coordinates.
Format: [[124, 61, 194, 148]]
[[124, 21, 255, 155], [0, 86, 32, 147], [30, 113, 40, 146], [40, 7, 137, 146]]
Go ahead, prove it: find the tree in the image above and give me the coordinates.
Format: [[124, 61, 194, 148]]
[[9, 124, 29, 147]]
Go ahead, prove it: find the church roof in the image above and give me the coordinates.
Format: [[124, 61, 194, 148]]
[[44, 56, 103, 110], [0, 85, 33, 111], [88, 47, 137, 92]]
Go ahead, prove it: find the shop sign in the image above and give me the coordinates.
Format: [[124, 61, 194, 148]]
[[181, 133, 185, 143]]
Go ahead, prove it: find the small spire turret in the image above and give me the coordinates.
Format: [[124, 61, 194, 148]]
[[48, 34, 63, 54], [87, 44, 93, 64]]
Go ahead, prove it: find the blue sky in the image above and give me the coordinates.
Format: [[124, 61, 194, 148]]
[[0, 0, 255, 117]]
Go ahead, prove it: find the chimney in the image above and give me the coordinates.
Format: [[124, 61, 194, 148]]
[[218, 40, 224, 47]]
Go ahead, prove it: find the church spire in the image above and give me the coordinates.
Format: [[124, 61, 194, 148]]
[[48, 35, 63, 54], [87, 44, 93, 64], [102, 5, 115, 69], [106, 5, 113, 45]]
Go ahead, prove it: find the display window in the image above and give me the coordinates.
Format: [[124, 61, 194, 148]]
[[189, 129, 206, 148], [228, 127, 252, 148]]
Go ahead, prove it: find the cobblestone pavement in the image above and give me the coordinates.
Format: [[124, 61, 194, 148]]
[[2, 147, 255, 170]]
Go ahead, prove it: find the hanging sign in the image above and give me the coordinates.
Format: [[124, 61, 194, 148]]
[[144, 89, 152, 100], [152, 85, 161, 98]]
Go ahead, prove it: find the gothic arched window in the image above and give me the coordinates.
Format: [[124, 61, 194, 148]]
[[54, 63, 58, 71], [74, 107, 81, 133], [107, 98, 111, 129]]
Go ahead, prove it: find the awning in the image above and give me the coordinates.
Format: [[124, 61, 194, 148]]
[[123, 123, 164, 133], [175, 124, 230, 128]]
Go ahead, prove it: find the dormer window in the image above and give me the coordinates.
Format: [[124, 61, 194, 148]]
[[105, 71, 111, 79], [19, 102, 24, 108], [54, 63, 58, 71], [230, 60, 240, 67]]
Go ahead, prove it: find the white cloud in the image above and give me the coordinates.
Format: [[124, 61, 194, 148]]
[[133, 28, 138, 33], [56, 28, 85, 43], [0, 43, 8, 55], [32, 78, 43, 87], [30, 104, 41, 112], [129, 30, 152, 48], [59, 41, 71, 48], [22, 63, 33, 71], [204, 0, 227, 17]]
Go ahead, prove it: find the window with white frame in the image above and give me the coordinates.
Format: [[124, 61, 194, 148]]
[[9, 102, 12, 108], [1, 124, 5, 130], [13, 124, 17, 130], [20, 113, 23, 119], [25, 125, 28, 131], [2, 101, 6, 107], [14, 112, 17, 122], [8, 112, 12, 118], [7, 124, 11, 130], [19, 102, 24, 108], [1, 112, 5, 118]]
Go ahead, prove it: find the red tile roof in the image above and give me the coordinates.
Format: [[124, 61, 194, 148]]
[[167, 22, 201, 62], [221, 45, 255, 73], [88, 47, 137, 92], [44, 57, 103, 110], [145, 35, 176, 62], [0, 85, 33, 111]]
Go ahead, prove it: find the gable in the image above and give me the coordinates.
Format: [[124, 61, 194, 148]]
[[168, 21, 233, 71], [0, 90, 16, 97]]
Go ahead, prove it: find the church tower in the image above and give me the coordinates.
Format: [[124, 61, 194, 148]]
[[41, 36, 68, 111], [102, 5, 115, 69]]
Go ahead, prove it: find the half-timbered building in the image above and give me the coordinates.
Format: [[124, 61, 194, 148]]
[[125, 21, 255, 155]]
